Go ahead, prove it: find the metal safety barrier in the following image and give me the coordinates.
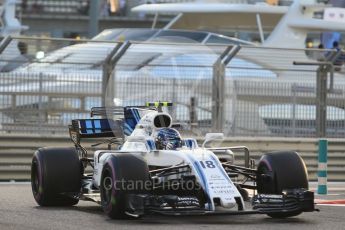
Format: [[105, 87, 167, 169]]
[[1, 135, 345, 181]]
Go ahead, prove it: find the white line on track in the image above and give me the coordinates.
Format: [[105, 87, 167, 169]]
[[317, 204, 345, 207]]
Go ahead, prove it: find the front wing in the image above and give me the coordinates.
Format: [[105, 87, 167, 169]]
[[125, 189, 316, 216]]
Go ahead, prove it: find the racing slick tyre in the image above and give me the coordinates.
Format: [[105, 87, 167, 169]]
[[100, 153, 150, 219], [256, 151, 309, 218], [31, 147, 81, 206]]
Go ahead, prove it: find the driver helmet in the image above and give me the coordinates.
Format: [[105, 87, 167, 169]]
[[155, 128, 182, 150]]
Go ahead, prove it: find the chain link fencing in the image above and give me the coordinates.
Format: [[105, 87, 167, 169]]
[[0, 36, 344, 137]]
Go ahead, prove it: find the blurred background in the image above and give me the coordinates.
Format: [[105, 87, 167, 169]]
[[13, 0, 345, 46], [1, 0, 345, 180]]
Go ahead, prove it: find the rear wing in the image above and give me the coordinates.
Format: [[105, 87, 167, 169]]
[[70, 103, 174, 144], [69, 106, 151, 144], [69, 118, 124, 145]]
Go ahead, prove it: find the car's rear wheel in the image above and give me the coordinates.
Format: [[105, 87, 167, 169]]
[[31, 147, 81, 206], [100, 153, 150, 219], [257, 151, 309, 218]]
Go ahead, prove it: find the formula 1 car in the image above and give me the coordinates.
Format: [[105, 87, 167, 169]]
[[31, 102, 315, 219]]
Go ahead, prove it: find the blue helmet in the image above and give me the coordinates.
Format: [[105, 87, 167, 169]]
[[155, 128, 182, 150]]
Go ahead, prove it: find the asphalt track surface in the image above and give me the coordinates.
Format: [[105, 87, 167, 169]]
[[1, 183, 345, 230]]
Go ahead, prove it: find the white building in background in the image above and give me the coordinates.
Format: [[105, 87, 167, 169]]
[[0, 0, 28, 71], [132, 0, 345, 48], [329, 0, 345, 8], [0, 0, 27, 36]]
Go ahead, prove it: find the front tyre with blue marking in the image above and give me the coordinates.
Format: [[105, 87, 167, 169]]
[[257, 151, 309, 218], [100, 153, 150, 219]]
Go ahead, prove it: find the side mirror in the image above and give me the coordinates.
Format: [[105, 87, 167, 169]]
[[202, 133, 224, 148]]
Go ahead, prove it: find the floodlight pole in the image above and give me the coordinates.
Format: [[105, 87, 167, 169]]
[[0, 36, 12, 54], [293, 61, 334, 138], [88, 0, 100, 38], [212, 45, 241, 132], [102, 42, 131, 110]]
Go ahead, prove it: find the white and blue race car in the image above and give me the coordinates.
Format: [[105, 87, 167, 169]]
[[31, 103, 315, 219]]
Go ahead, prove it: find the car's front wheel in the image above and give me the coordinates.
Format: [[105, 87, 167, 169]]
[[256, 151, 309, 218], [100, 153, 150, 219], [31, 147, 81, 206]]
